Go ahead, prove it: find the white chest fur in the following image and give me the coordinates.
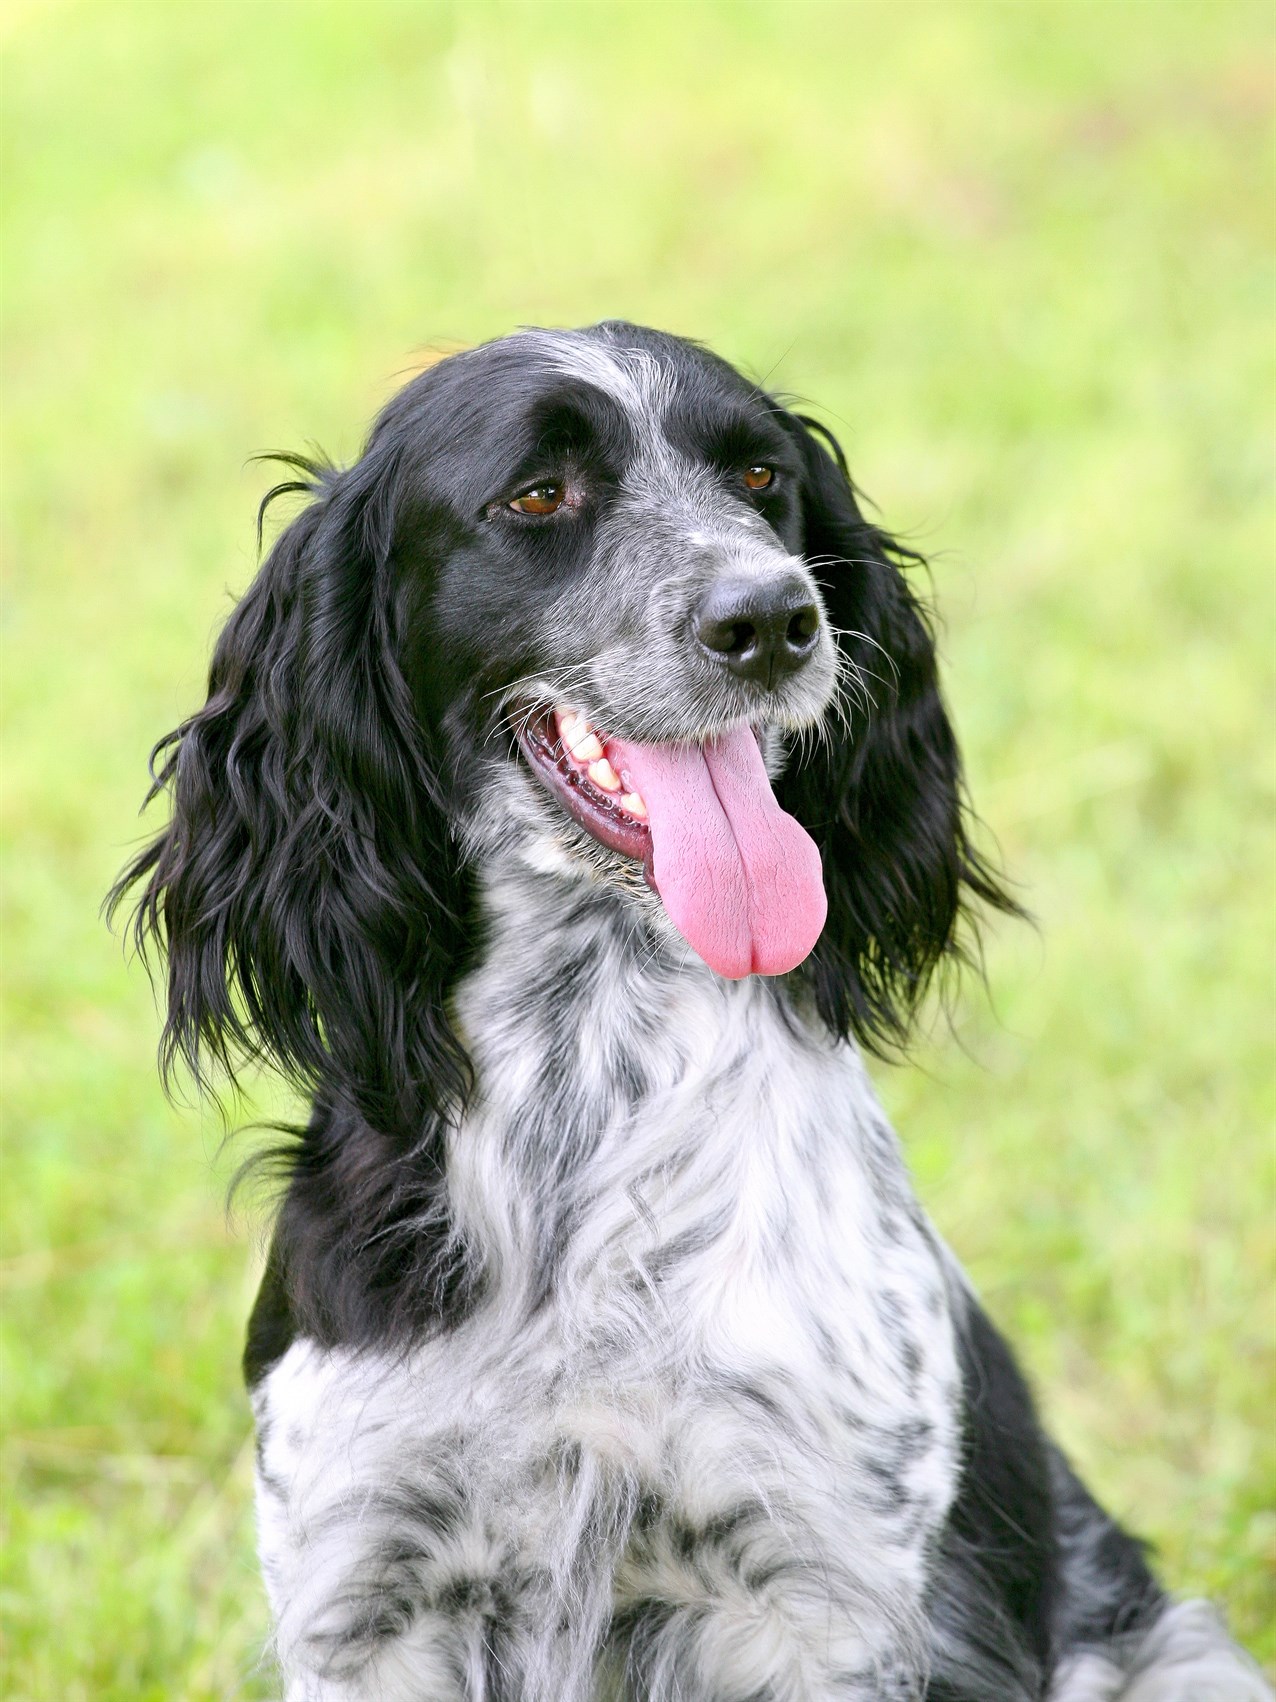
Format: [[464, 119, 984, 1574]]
[[254, 874, 964, 1701]]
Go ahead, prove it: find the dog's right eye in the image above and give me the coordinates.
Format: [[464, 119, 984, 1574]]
[[510, 484, 565, 516]]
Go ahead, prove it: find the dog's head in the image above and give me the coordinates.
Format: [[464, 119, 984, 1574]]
[[112, 322, 1013, 1139]]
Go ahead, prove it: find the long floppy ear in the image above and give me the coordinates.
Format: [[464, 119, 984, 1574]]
[[774, 413, 1019, 1052], [107, 445, 472, 1143]]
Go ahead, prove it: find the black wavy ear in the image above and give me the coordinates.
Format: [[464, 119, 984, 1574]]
[[774, 413, 1019, 1052], [107, 445, 472, 1142]]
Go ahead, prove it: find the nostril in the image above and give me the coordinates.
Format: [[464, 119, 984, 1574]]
[[696, 613, 759, 657], [786, 605, 820, 649]]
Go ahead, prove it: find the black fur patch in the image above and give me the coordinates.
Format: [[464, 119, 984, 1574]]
[[926, 1295, 1165, 1699]]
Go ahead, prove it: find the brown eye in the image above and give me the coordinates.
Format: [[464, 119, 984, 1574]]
[[510, 483, 565, 516], [744, 465, 774, 491]]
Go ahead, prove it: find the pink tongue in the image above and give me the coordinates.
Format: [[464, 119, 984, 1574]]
[[607, 726, 827, 979]]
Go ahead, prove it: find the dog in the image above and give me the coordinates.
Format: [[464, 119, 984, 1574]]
[[111, 323, 1268, 1700]]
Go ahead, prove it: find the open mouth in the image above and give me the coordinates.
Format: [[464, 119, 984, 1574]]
[[513, 701, 829, 981], [515, 703, 654, 867]]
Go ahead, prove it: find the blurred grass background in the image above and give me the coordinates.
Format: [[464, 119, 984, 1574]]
[[3, 1, 1274, 1694]]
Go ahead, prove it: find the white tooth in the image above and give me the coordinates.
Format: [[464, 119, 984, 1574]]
[[588, 757, 622, 792], [569, 728, 603, 762], [621, 790, 647, 818], [556, 707, 580, 742]]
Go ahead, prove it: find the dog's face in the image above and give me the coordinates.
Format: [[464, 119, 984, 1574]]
[[114, 321, 1012, 1138], [383, 326, 839, 975], [410, 326, 835, 741]]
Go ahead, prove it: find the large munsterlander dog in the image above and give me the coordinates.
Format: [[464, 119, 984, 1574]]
[[112, 323, 1267, 1700]]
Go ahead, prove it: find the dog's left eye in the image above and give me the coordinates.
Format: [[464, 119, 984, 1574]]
[[510, 484, 565, 516], [743, 465, 774, 491]]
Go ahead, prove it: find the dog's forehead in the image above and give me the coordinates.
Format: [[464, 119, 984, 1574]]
[[505, 325, 760, 442], [524, 329, 677, 423], [384, 326, 779, 507]]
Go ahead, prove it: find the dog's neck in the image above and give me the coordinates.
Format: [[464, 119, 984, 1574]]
[[455, 859, 787, 1114], [445, 860, 907, 1329]]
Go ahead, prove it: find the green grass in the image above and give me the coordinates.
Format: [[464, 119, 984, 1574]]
[[3, 1, 1273, 1693]]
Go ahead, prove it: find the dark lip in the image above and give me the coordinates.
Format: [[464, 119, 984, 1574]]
[[514, 703, 653, 866]]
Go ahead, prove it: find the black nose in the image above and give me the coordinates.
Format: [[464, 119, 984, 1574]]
[[693, 573, 821, 688]]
